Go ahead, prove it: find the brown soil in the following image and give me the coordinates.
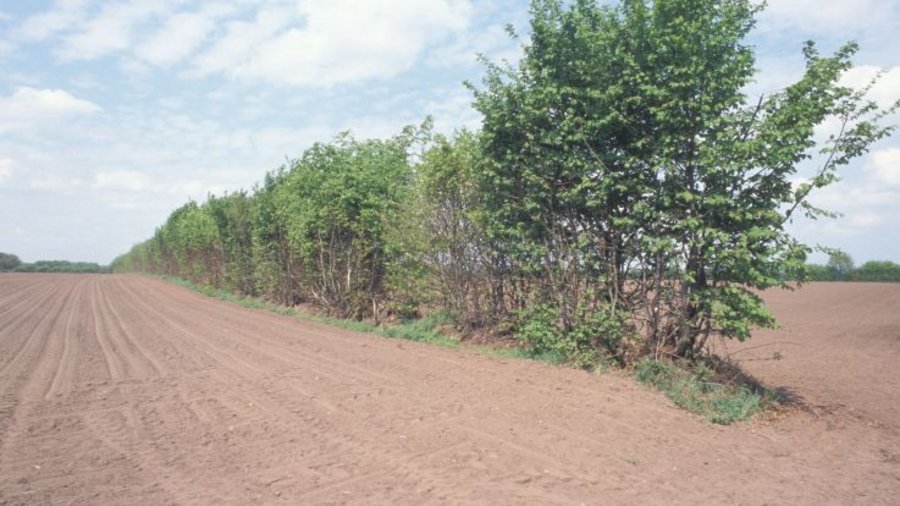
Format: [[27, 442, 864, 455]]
[[0, 274, 897, 505]]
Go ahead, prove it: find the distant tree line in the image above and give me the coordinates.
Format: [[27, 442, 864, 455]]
[[0, 254, 110, 274], [112, 0, 897, 365], [804, 252, 900, 282]]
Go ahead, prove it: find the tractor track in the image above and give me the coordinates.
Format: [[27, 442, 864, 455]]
[[0, 273, 898, 505]]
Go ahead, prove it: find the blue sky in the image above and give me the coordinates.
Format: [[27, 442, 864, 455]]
[[0, 0, 898, 265]]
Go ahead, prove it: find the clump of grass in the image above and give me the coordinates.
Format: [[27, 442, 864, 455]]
[[634, 358, 780, 424]]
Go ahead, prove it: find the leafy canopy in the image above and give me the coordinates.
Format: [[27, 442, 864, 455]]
[[473, 0, 898, 357]]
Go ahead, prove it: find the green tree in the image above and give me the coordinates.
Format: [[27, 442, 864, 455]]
[[855, 260, 900, 282], [274, 130, 419, 319], [207, 191, 257, 294], [415, 130, 493, 327], [473, 0, 898, 360], [252, 169, 293, 304]]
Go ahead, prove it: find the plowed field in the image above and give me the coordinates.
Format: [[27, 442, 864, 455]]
[[1, 274, 898, 505]]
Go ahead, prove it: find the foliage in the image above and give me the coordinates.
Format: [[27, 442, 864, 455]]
[[514, 300, 625, 368], [803, 259, 900, 282], [855, 260, 900, 282], [113, 0, 898, 375], [114, 129, 427, 322], [0, 252, 21, 272], [471, 0, 898, 360], [414, 130, 495, 327], [275, 131, 418, 319], [14, 260, 109, 273]]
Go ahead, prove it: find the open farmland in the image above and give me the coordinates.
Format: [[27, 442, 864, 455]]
[[1, 274, 898, 505]]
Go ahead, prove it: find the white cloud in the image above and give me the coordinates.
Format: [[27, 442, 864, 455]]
[[761, 0, 897, 35], [15, 0, 475, 88], [810, 65, 900, 143], [216, 0, 473, 86], [29, 175, 86, 194], [849, 211, 882, 229], [14, 0, 92, 42], [0, 87, 100, 133], [840, 65, 900, 110], [869, 148, 900, 186], [191, 5, 297, 77], [795, 147, 900, 238], [422, 87, 480, 132], [93, 170, 152, 192], [136, 5, 234, 66], [426, 22, 519, 69], [58, 1, 170, 61], [0, 159, 12, 183]]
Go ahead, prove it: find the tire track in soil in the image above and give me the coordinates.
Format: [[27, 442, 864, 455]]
[[0, 278, 77, 387], [110, 280, 612, 502], [0, 277, 54, 321], [44, 277, 92, 399], [1, 275, 898, 505], [135, 276, 674, 418], [114, 277, 408, 388], [0, 276, 84, 495], [0, 281, 62, 366], [96, 277, 166, 377], [112, 277, 892, 503], [129, 276, 711, 462], [109, 280, 784, 502]]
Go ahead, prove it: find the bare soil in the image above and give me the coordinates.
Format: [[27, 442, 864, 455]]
[[0, 274, 897, 505]]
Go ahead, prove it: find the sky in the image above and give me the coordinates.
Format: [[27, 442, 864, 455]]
[[0, 0, 898, 265]]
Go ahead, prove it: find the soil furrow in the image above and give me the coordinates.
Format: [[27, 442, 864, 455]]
[[0, 274, 898, 505]]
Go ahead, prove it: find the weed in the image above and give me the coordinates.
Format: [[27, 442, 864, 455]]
[[634, 358, 779, 425]]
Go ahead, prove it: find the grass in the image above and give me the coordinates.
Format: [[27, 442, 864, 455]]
[[162, 276, 458, 349], [634, 358, 780, 424]]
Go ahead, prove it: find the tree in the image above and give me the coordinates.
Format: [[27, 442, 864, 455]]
[[274, 130, 420, 319], [826, 251, 854, 280], [207, 191, 257, 294], [0, 252, 21, 272], [415, 130, 492, 327], [855, 260, 900, 282], [473, 0, 898, 359]]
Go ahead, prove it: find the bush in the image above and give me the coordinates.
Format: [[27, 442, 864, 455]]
[[515, 302, 626, 369], [855, 261, 900, 282]]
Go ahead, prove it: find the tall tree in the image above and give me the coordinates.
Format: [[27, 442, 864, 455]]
[[473, 0, 898, 359]]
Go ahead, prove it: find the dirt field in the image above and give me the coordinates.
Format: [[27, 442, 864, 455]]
[[0, 274, 898, 505]]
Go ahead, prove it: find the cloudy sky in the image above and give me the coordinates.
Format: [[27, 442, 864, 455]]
[[0, 0, 898, 265]]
